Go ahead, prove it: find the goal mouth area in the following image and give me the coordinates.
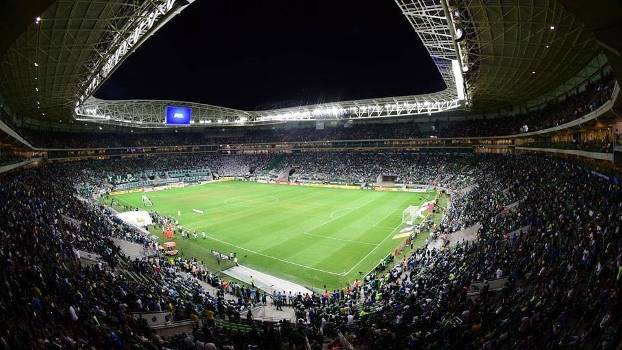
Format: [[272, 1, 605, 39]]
[[402, 200, 436, 225], [141, 195, 153, 207], [402, 205, 420, 226]]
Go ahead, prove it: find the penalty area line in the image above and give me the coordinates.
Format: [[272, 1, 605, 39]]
[[300, 232, 377, 246], [183, 226, 343, 276], [341, 218, 403, 276]]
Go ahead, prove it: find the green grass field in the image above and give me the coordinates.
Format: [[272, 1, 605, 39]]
[[111, 181, 436, 290]]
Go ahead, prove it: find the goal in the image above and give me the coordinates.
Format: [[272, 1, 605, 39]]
[[402, 205, 420, 225], [141, 195, 153, 207]]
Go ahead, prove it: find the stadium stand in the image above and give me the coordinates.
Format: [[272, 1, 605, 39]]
[[1, 0, 622, 349], [1, 153, 621, 349]]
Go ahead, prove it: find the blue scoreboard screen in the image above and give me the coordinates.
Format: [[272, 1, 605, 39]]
[[165, 105, 192, 125]]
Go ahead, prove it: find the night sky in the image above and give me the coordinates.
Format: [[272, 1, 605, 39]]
[[96, 0, 444, 110]]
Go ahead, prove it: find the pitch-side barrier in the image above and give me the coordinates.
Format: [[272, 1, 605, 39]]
[[257, 179, 437, 193]]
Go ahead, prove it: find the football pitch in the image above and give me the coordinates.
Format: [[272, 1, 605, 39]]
[[111, 181, 437, 290]]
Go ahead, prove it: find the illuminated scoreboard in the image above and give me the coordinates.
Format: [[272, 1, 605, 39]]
[[165, 105, 192, 125]]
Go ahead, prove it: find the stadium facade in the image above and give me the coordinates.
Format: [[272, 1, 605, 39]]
[[0, 0, 620, 170], [1, 1, 622, 349]]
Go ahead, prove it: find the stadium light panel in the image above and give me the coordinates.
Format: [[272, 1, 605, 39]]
[[451, 59, 466, 100], [455, 28, 464, 42]]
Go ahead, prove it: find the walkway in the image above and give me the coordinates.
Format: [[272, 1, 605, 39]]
[[222, 264, 313, 296]]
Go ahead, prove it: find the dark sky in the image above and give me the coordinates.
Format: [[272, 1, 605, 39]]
[[96, 0, 444, 110]]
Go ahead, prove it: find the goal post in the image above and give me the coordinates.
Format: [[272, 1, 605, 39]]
[[141, 195, 153, 207], [402, 205, 419, 226]]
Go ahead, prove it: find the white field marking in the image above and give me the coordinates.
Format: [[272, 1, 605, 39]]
[[357, 196, 440, 278], [183, 195, 285, 228], [329, 207, 357, 219], [180, 225, 343, 276], [300, 196, 381, 244], [191, 194, 379, 246], [342, 214, 404, 276], [184, 196, 382, 274], [190, 196, 379, 246], [223, 195, 280, 207], [370, 206, 404, 228], [182, 187, 351, 234], [299, 232, 377, 246]]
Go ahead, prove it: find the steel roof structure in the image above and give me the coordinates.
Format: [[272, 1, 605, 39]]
[[0, 0, 608, 129], [0, 0, 195, 128], [73, 0, 467, 127], [454, 0, 603, 110]]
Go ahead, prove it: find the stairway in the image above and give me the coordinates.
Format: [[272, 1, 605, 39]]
[[264, 154, 285, 172], [276, 166, 294, 182]]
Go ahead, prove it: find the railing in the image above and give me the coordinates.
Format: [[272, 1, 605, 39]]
[[0, 159, 35, 174], [515, 147, 614, 162], [338, 331, 355, 350]]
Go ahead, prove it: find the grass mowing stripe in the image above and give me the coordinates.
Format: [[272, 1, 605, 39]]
[[185, 227, 343, 275], [336, 194, 415, 276], [110, 181, 435, 289], [299, 195, 383, 245], [342, 220, 403, 276], [184, 186, 342, 229]]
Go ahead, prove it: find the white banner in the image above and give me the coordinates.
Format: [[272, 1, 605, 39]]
[[117, 210, 153, 228]]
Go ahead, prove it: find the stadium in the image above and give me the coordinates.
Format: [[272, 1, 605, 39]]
[[0, 0, 621, 349]]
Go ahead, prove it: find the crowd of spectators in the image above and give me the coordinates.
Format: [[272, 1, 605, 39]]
[[0, 151, 23, 166], [447, 74, 617, 137], [87, 152, 482, 191], [69, 154, 272, 190], [1, 151, 621, 349], [19, 74, 617, 149], [281, 152, 475, 188], [0, 162, 316, 349], [349, 155, 622, 349]]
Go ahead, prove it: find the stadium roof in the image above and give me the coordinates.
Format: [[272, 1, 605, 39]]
[[0, 0, 609, 130], [0, 0, 196, 128], [456, 0, 604, 110]]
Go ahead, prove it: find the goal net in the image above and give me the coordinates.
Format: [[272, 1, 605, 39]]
[[141, 195, 153, 207], [402, 205, 420, 226]]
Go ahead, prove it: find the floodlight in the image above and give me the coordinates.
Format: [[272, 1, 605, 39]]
[[455, 28, 465, 42]]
